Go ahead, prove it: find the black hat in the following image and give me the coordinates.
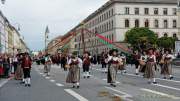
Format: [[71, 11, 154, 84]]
[[72, 51, 78, 56], [109, 49, 118, 55]]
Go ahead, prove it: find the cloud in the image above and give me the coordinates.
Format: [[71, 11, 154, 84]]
[[0, 0, 108, 51]]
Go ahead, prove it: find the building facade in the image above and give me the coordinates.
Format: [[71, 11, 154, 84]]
[[0, 10, 29, 55], [72, 0, 178, 55]]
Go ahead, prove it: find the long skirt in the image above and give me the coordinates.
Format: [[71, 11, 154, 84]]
[[139, 65, 146, 73], [107, 64, 118, 83], [66, 65, 80, 83], [144, 62, 155, 79], [15, 65, 23, 80], [161, 61, 172, 75]]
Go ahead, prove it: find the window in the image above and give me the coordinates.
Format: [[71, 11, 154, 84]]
[[135, 19, 139, 27], [164, 20, 168, 28], [173, 33, 177, 38], [164, 33, 168, 37], [125, 7, 129, 14], [144, 8, 149, 15], [125, 19, 130, 28], [154, 20, 159, 28], [173, 8, 177, 15], [173, 20, 177, 28], [144, 19, 149, 27], [135, 8, 139, 15], [154, 8, 158, 15], [163, 8, 168, 15]]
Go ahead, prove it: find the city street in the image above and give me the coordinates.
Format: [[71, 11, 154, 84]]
[[0, 64, 180, 101]]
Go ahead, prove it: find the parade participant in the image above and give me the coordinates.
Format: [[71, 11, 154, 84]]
[[66, 52, 82, 88], [101, 52, 108, 73], [119, 53, 127, 73], [144, 48, 157, 84], [61, 54, 67, 71], [83, 52, 91, 78], [3, 54, 10, 78], [21, 53, 32, 87], [139, 51, 147, 74], [161, 49, 174, 80], [44, 53, 52, 76], [13, 55, 18, 75], [133, 51, 140, 75], [107, 49, 122, 87]]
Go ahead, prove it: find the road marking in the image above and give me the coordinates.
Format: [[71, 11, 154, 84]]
[[125, 73, 180, 84], [56, 83, 64, 87], [0, 78, 10, 88], [45, 77, 50, 79], [156, 78, 180, 83], [50, 79, 55, 82], [141, 88, 180, 100], [114, 93, 133, 101], [153, 84, 180, 91], [105, 87, 132, 98], [102, 79, 120, 84], [64, 89, 89, 101], [39, 73, 43, 75]]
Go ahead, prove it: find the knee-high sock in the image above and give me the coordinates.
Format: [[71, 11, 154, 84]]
[[27, 78, 31, 84]]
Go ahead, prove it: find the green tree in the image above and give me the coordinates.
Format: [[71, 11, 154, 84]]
[[125, 27, 158, 51], [157, 37, 176, 49]]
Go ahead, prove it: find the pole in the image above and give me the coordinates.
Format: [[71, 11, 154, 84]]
[[81, 28, 85, 53]]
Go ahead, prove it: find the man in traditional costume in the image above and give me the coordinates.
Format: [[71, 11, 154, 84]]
[[83, 52, 91, 78], [66, 52, 82, 88]]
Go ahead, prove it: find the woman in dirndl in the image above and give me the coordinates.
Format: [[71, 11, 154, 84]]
[[107, 49, 121, 87], [144, 48, 157, 84], [161, 49, 174, 80], [66, 52, 82, 88]]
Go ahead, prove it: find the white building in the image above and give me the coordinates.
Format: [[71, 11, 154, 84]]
[[72, 0, 179, 55]]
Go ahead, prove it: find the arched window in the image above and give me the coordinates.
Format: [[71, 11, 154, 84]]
[[125, 19, 129, 28], [173, 33, 177, 38], [154, 20, 159, 28], [135, 19, 139, 27], [164, 33, 168, 37], [145, 19, 149, 27]]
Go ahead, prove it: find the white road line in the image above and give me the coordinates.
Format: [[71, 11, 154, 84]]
[[153, 84, 180, 91], [156, 78, 180, 83], [39, 73, 43, 75], [125, 73, 180, 84], [45, 77, 50, 79], [141, 88, 180, 100], [105, 86, 132, 98], [64, 89, 89, 101], [114, 93, 133, 101], [102, 79, 120, 84], [56, 83, 64, 87], [50, 79, 55, 82], [0, 79, 10, 88]]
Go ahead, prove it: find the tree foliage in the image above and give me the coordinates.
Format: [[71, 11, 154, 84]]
[[157, 37, 176, 49], [125, 27, 158, 51]]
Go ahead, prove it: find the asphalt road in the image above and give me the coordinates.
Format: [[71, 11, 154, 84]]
[[0, 64, 180, 101]]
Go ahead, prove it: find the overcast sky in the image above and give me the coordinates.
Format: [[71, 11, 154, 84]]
[[0, 0, 108, 51]]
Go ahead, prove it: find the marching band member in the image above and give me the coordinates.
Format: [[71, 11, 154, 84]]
[[66, 52, 82, 88], [139, 51, 147, 74], [144, 48, 157, 84], [107, 49, 122, 87], [83, 52, 91, 78], [161, 49, 174, 80], [21, 53, 32, 87]]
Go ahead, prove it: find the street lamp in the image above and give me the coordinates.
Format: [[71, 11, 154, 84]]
[[1, 0, 5, 4]]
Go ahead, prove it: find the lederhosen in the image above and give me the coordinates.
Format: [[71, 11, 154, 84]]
[[83, 57, 90, 72], [107, 58, 118, 83], [66, 59, 80, 83]]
